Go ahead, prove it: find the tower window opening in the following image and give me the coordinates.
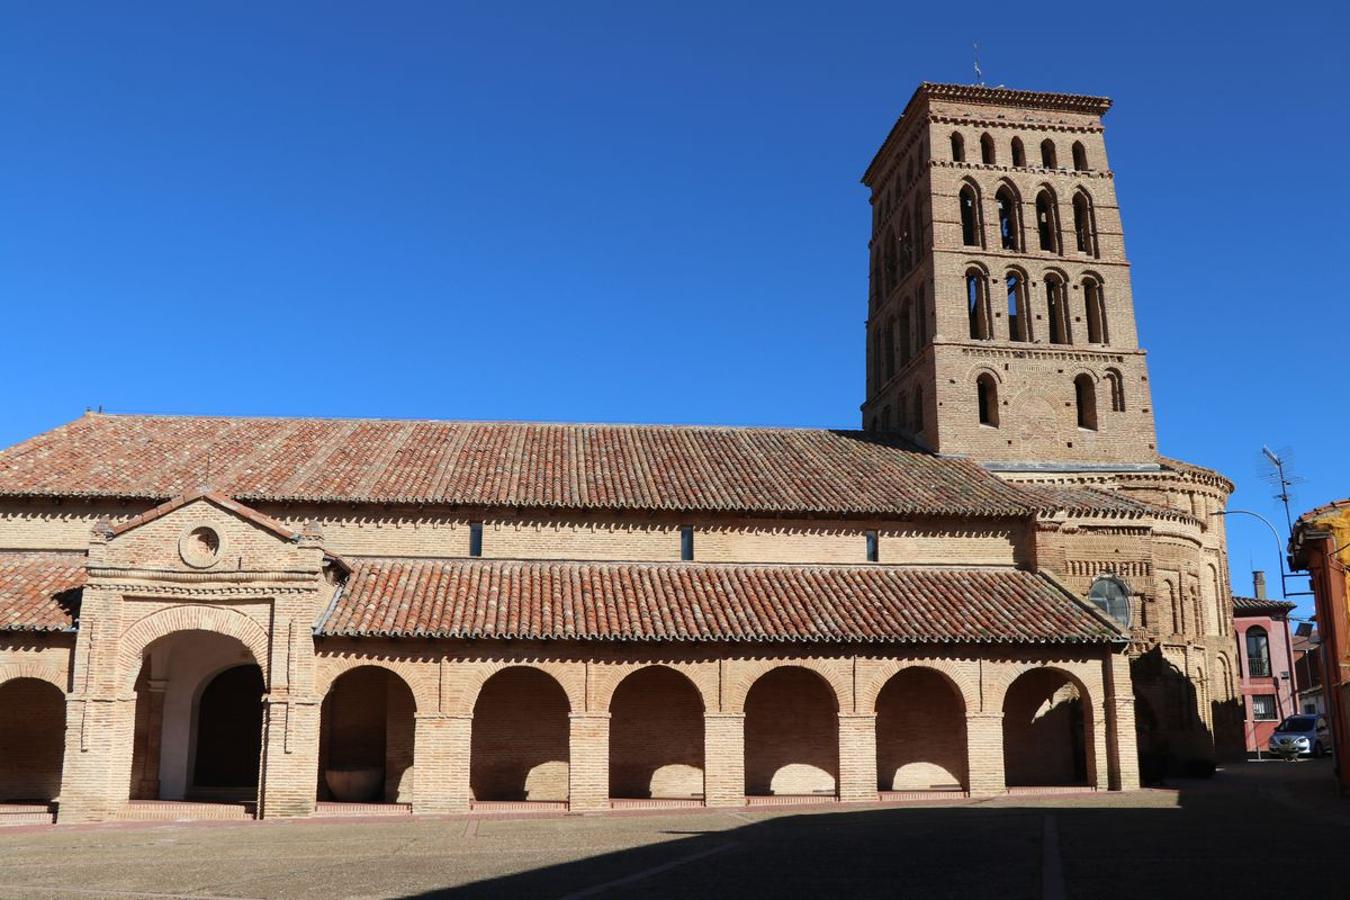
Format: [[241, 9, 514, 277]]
[[977, 374, 999, 427], [1046, 276, 1071, 344], [1011, 137, 1026, 168], [914, 285, 928, 348], [912, 387, 924, 432], [1072, 141, 1089, 171], [959, 185, 981, 247], [884, 318, 897, 382], [1036, 190, 1060, 253], [980, 133, 996, 165], [1074, 374, 1098, 431], [1006, 272, 1030, 342], [898, 307, 912, 366], [995, 186, 1021, 251], [871, 327, 883, 391], [469, 521, 484, 557], [1084, 278, 1109, 344], [1041, 139, 1058, 169], [966, 269, 992, 340], [951, 132, 965, 162], [865, 530, 879, 563], [1073, 191, 1097, 256], [1105, 368, 1126, 412]]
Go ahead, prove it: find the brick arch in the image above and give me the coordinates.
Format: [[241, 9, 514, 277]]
[[723, 660, 849, 714], [119, 605, 271, 692], [593, 663, 714, 714], [0, 663, 69, 693], [860, 661, 976, 715], [315, 658, 433, 715], [454, 662, 581, 716], [992, 662, 1101, 788], [985, 661, 1100, 718]]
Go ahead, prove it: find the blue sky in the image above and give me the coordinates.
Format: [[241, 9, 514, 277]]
[[1, 2, 1344, 613]]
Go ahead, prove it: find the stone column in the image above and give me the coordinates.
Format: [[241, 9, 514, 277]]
[[257, 694, 319, 819], [838, 713, 878, 803], [1104, 653, 1141, 791], [965, 712, 1006, 797], [703, 712, 745, 807], [412, 713, 472, 814], [568, 712, 610, 811]]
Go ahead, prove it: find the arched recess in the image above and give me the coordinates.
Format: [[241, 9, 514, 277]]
[[874, 667, 968, 792], [1002, 667, 1095, 788], [128, 629, 266, 803], [0, 677, 66, 802], [958, 181, 984, 248], [608, 666, 705, 800], [318, 665, 416, 804], [744, 666, 839, 798], [119, 605, 270, 693], [470, 666, 570, 802], [191, 664, 265, 798], [315, 657, 431, 715]]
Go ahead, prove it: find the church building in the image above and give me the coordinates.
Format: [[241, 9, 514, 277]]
[[0, 82, 1240, 825]]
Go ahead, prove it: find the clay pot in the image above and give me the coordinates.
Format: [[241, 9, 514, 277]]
[[324, 767, 384, 802]]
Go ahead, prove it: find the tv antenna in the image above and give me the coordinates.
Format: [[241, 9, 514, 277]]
[[1261, 445, 1301, 536]]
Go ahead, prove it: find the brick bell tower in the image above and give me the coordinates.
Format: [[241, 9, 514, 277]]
[[860, 82, 1159, 468]]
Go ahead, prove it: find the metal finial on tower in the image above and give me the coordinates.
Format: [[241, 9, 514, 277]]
[[972, 42, 984, 85]]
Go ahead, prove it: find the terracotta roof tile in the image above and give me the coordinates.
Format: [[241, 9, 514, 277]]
[[1232, 595, 1296, 616], [0, 552, 83, 632], [0, 414, 1038, 518], [318, 559, 1121, 644]]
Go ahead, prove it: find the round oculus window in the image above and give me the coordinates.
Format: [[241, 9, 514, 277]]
[[179, 526, 222, 568]]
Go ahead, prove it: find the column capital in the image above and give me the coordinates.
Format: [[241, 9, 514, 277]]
[[838, 712, 878, 722], [569, 711, 611, 721], [704, 712, 746, 721], [967, 711, 1005, 721]]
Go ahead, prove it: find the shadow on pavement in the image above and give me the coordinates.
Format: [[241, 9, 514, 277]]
[[421, 763, 1349, 900]]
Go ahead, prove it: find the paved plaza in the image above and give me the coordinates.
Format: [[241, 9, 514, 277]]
[[0, 760, 1343, 899]]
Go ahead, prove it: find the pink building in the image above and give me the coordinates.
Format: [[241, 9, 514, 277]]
[[1232, 572, 1299, 754]]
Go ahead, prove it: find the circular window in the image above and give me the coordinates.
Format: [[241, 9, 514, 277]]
[[179, 526, 222, 568]]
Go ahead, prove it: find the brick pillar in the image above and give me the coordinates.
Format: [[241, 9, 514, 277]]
[[703, 712, 745, 807], [412, 714, 471, 814], [131, 679, 167, 800], [838, 713, 878, 802], [1104, 653, 1141, 791], [965, 712, 1006, 797], [57, 693, 137, 823], [568, 712, 610, 811], [257, 695, 319, 819]]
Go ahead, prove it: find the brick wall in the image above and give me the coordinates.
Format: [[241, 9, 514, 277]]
[[876, 667, 967, 790], [608, 666, 704, 799], [1002, 669, 1088, 786], [318, 666, 415, 803], [744, 667, 839, 796], [469, 667, 570, 802], [0, 678, 65, 801]]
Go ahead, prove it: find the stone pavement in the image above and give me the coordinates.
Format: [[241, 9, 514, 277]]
[[0, 761, 1344, 900]]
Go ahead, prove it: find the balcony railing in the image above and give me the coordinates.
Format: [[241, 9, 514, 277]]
[[1247, 658, 1272, 678]]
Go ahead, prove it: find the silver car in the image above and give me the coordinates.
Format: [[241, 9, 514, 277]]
[[1269, 714, 1331, 758]]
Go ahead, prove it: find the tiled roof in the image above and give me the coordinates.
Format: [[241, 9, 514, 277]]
[[0, 553, 83, 632], [1013, 484, 1191, 520], [1232, 595, 1296, 616], [0, 414, 1039, 518], [318, 559, 1122, 644]]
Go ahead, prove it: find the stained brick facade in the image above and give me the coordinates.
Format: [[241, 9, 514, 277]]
[[0, 81, 1239, 825]]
